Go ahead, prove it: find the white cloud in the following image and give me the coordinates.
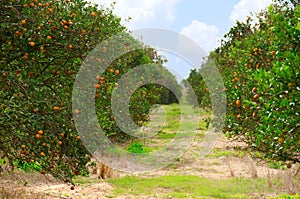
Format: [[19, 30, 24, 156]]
[[180, 20, 220, 52], [229, 0, 272, 24], [91, 0, 181, 29]]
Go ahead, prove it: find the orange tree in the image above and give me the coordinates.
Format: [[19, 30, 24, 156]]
[[94, 46, 169, 142], [0, 0, 165, 182], [187, 0, 299, 163]]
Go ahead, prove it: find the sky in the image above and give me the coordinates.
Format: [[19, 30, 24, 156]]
[[91, 0, 273, 79]]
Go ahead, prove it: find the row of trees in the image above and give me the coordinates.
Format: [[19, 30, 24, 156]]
[[187, 0, 299, 163], [0, 0, 181, 182]]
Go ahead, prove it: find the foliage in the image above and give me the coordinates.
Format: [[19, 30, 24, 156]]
[[186, 0, 299, 163], [186, 68, 211, 108], [0, 0, 166, 182]]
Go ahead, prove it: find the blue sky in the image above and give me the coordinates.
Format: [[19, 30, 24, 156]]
[[91, 0, 273, 79]]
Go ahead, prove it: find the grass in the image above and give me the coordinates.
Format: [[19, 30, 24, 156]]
[[108, 175, 278, 198], [205, 148, 245, 158]]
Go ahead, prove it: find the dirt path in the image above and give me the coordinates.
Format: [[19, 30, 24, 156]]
[[1, 105, 299, 198], [1, 134, 299, 199]]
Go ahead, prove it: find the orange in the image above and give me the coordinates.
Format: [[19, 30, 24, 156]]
[[74, 109, 79, 114], [21, 145, 26, 149], [58, 141, 62, 146], [114, 70, 119, 75], [236, 100, 241, 107], [53, 106, 60, 111], [42, 143, 46, 147], [91, 12, 96, 17], [94, 84, 101, 89], [271, 51, 275, 56], [253, 94, 260, 100], [15, 31, 21, 37], [40, 152, 45, 157], [38, 130, 43, 135], [21, 20, 26, 25], [278, 137, 284, 143], [68, 44, 73, 49], [29, 41, 35, 47]]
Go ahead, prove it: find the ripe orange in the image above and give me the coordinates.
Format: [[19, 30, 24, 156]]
[[76, 135, 81, 140], [109, 69, 114, 73], [253, 94, 260, 100], [91, 12, 96, 17], [15, 31, 21, 37], [278, 137, 284, 143], [38, 130, 44, 135], [21, 20, 26, 25], [29, 2, 35, 7], [38, 3, 43, 7], [42, 142, 46, 147], [48, 8, 54, 13], [60, 133, 65, 137], [236, 100, 241, 107], [74, 109, 79, 114], [96, 75, 101, 80], [62, 19, 67, 24], [24, 4, 28, 8], [33, 108, 38, 113], [252, 87, 257, 92], [53, 106, 60, 111], [114, 70, 119, 75], [40, 152, 45, 157], [58, 141, 62, 146], [29, 41, 35, 47], [21, 145, 26, 149], [271, 51, 275, 56], [68, 44, 73, 49], [94, 84, 101, 89]]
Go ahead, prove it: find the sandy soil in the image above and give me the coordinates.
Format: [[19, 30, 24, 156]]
[[1, 134, 299, 199]]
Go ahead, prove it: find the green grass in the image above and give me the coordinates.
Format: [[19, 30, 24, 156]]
[[108, 175, 277, 198], [205, 148, 239, 158]]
